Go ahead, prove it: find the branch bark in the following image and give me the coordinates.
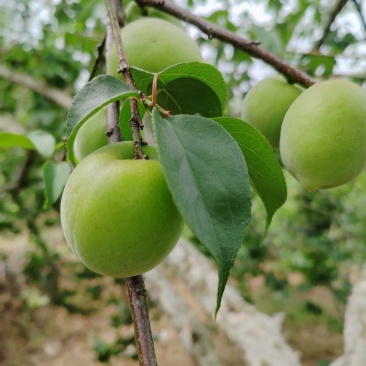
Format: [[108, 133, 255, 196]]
[[135, 0, 315, 87], [0, 64, 72, 109]]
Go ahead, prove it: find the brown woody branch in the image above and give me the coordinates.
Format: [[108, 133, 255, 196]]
[[135, 0, 315, 87], [0, 64, 72, 109]]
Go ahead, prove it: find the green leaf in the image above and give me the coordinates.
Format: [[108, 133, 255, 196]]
[[131, 62, 227, 117], [27, 130, 56, 158], [152, 109, 251, 316], [0, 130, 56, 159], [119, 99, 146, 142], [66, 75, 139, 165], [43, 161, 71, 208], [214, 117, 287, 237]]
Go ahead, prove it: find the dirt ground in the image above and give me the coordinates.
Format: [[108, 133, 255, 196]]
[[0, 227, 344, 366]]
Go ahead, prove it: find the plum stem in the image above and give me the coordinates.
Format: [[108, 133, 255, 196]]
[[135, 0, 315, 87]]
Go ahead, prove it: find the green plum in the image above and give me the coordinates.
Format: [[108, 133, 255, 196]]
[[280, 79, 366, 191], [61, 141, 184, 277], [125, 1, 182, 28], [107, 18, 202, 75], [241, 75, 303, 149], [74, 109, 108, 163]]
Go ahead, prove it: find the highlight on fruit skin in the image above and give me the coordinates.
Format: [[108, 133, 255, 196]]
[[280, 79, 366, 191], [241, 75, 303, 149], [107, 18, 203, 76], [61, 141, 184, 278]]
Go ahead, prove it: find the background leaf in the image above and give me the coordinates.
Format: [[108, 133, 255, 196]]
[[152, 109, 251, 316], [43, 161, 71, 208], [0, 130, 55, 159], [66, 75, 138, 165], [214, 117, 287, 236]]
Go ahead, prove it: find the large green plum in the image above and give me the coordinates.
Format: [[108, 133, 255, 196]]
[[241, 75, 303, 149], [280, 80, 366, 191], [107, 18, 202, 75], [61, 141, 184, 277]]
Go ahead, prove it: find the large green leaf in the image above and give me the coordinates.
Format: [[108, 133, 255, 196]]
[[214, 117, 287, 237], [0, 130, 56, 159], [43, 161, 71, 208], [131, 62, 227, 117], [152, 109, 251, 316], [66, 75, 138, 165]]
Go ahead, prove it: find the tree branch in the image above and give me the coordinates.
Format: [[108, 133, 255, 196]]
[[127, 276, 158, 366], [314, 0, 349, 50], [135, 0, 315, 87], [105, 0, 146, 159], [103, 1, 157, 365], [0, 64, 72, 109], [352, 0, 366, 31]]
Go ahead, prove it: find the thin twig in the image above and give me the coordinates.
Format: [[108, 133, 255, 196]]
[[106, 24, 123, 143], [127, 276, 158, 366], [105, 0, 146, 158], [135, 0, 315, 87], [352, 0, 366, 31], [314, 0, 349, 50]]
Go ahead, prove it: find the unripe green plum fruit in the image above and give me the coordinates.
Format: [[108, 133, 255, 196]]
[[280, 80, 366, 191], [107, 18, 202, 75], [125, 1, 182, 28], [241, 76, 303, 149], [61, 141, 184, 277], [74, 109, 108, 163]]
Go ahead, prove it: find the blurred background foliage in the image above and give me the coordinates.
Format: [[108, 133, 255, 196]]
[[0, 0, 366, 364]]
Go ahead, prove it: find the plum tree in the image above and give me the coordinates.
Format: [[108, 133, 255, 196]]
[[73, 109, 108, 163], [61, 141, 184, 277], [241, 75, 303, 149], [107, 18, 202, 75], [280, 79, 366, 191], [125, 1, 182, 28]]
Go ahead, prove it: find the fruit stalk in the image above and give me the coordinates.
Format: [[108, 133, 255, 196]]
[[135, 0, 315, 87], [127, 276, 158, 366]]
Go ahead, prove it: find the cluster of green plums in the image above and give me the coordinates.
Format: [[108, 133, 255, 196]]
[[62, 9, 366, 280], [241, 76, 366, 191], [61, 14, 202, 278]]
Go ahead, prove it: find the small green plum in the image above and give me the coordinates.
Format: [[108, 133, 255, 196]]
[[241, 75, 303, 149], [74, 109, 108, 163]]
